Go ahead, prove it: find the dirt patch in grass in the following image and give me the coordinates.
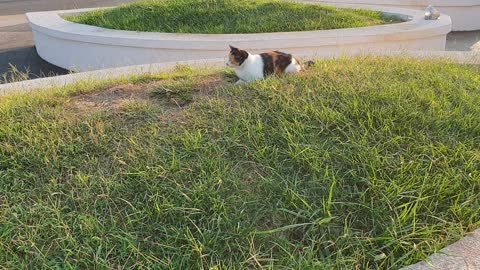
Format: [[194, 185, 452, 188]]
[[66, 74, 228, 116], [67, 82, 155, 115]]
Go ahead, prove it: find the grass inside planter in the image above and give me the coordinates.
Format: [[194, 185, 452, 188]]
[[65, 0, 400, 34], [1, 56, 479, 269]]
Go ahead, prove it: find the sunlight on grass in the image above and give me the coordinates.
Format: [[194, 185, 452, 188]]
[[0, 57, 479, 269], [65, 0, 400, 34]]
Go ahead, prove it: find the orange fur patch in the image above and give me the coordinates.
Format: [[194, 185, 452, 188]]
[[229, 53, 240, 66], [260, 51, 294, 77]]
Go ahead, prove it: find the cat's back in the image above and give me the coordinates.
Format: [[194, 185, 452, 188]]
[[259, 51, 301, 77]]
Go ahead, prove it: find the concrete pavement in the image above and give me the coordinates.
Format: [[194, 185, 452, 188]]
[[0, 0, 139, 16], [401, 229, 480, 270], [0, 14, 67, 82], [447, 31, 480, 51]]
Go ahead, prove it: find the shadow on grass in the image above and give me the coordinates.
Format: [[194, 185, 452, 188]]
[[0, 46, 68, 84]]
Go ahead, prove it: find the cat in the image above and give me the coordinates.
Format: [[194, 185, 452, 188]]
[[226, 45, 313, 84]]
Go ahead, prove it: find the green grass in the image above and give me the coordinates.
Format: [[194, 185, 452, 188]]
[[0, 56, 479, 269], [65, 0, 400, 34]]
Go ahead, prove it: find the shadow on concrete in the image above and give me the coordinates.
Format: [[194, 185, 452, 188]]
[[447, 31, 480, 51], [0, 46, 68, 83]]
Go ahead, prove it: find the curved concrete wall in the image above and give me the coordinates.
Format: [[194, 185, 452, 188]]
[[27, 4, 452, 72], [319, 0, 480, 31]]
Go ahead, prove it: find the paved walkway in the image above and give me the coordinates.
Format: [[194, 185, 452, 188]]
[[0, 0, 139, 16], [0, 14, 67, 82]]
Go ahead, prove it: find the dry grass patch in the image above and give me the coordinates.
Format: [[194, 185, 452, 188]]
[[66, 74, 228, 116]]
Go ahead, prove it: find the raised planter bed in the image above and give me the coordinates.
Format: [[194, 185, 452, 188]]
[[319, 0, 480, 31], [27, 3, 452, 72]]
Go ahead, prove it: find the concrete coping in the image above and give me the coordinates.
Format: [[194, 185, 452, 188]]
[[401, 229, 480, 270]]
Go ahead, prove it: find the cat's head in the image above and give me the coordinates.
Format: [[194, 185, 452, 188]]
[[226, 45, 249, 67]]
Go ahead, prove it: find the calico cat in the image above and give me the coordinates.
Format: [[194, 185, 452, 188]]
[[226, 45, 312, 84]]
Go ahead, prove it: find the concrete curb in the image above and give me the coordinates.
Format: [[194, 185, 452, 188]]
[[1, 51, 479, 97], [401, 229, 480, 270]]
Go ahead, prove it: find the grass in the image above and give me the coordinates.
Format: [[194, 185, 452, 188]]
[[0, 56, 479, 269], [65, 0, 400, 34]]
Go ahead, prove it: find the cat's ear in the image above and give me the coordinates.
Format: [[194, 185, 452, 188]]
[[229, 45, 238, 51]]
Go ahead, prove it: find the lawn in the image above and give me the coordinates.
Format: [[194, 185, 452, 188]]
[[0, 56, 479, 269], [65, 0, 399, 34]]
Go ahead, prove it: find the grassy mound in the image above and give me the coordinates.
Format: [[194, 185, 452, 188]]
[[65, 0, 399, 34], [0, 57, 479, 269]]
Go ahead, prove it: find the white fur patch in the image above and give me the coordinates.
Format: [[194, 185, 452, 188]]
[[231, 54, 264, 83], [285, 58, 302, 74]]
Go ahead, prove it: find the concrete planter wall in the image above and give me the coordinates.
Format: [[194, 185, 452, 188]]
[[27, 3, 452, 72], [319, 0, 480, 31]]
